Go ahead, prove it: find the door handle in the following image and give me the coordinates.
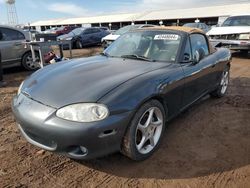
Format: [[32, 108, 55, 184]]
[[14, 42, 22, 46]]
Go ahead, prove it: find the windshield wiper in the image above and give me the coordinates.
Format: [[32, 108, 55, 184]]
[[121, 54, 155, 62], [100, 52, 119, 58], [100, 52, 111, 57]]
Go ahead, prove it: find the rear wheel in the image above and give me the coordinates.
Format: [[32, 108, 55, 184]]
[[22, 51, 40, 71], [210, 67, 230, 98], [121, 100, 166, 161], [240, 50, 249, 54], [76, 40, 83, 49]]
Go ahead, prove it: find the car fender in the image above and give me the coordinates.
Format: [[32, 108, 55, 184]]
[[98, 63, 185, 118]]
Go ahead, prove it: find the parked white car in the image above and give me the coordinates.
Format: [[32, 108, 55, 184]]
[[207, 15, 250, 52], [101, 24, 155, 48]]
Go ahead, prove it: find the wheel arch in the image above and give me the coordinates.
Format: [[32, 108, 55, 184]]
[[21, 50, 39, 63], [127, 94, 169, 128], [141, 95, 168, 118]]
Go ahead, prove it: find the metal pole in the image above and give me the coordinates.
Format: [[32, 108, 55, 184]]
[[38, 46, 44, 68]]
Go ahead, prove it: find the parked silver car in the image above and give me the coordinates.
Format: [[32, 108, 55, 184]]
[[0, 25, 41, 70], [183, 23, 210, 33], [102, 24, 156, 48]]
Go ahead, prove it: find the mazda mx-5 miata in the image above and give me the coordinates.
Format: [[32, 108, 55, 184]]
[[12, 27, 231, 161]]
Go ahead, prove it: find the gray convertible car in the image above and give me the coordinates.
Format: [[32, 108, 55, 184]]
[[12, 27, 231, 161]]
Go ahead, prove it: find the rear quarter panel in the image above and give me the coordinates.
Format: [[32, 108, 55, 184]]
[[212, 47, 232, 86]]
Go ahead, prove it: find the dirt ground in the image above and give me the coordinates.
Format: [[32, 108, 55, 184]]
[[0, 48, 249, 188]]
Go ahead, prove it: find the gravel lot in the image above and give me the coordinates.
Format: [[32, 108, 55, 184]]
[[0, 49, 249, 188]]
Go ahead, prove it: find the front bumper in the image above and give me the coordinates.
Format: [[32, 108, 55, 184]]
[[210, 39, 250, 50], [12, 94, 133, 160]]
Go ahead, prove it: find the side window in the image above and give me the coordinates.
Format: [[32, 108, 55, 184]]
[[183, 38, 192, 61], [93, 28, 101, 33], [84, 29, 92, 34], [17, 31, 25, 40], [0, 28, 25, 41], [190, 34, 209, 60]]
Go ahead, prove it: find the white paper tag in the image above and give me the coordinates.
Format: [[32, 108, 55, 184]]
[[154, 34, 179, 40]]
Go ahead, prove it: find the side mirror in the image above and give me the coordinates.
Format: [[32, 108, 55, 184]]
[[194, 48, 206, 64], [181, 53, 192, 63], [193, 50, 200, 64]]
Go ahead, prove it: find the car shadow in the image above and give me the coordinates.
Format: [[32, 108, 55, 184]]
[[231, 51, 250, 59], [2, 67, 31, 88], [77, 77, 250, 180]]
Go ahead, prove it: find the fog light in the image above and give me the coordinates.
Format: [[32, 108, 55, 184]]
[[67, 146, 88, 158]]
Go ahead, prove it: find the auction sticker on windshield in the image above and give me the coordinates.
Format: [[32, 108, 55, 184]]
[[154, 34, 179, 40]]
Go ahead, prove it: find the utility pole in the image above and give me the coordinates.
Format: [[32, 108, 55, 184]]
[[6, 0, 18, 25]]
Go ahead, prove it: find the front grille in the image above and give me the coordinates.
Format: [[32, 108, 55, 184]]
[[210, 34, 240, 40], [24, 128, 56, 148]]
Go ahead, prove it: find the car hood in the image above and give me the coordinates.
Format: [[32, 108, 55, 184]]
[[102, 34, 120, 41], [207, 26, 250, 35], [57, 33, 74, 40], [21, 56, 169, 108]]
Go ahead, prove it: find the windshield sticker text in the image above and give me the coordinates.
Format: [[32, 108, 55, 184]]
[[154, 34, 179, 40]]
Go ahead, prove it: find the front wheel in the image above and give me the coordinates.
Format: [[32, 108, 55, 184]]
[[210, 67, 230, 98], [76, 40, 83, 49], [121, 100, 166, 161], [22, 51, 40, 71]]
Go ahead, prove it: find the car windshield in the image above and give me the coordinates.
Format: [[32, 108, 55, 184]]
[[222, 16, 250, 26], [70, 28, 85, 35], [57, 26, 65, 30], [114, 25, 140, 35], [104, 31, 181, 62], [184, 23, 199, 28]]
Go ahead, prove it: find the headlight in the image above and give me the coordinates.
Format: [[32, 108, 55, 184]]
[[239, 33, 250, 40], [65, 37, 72, 41], [56, 103, 109, 123], [17, 81, 24, 95]]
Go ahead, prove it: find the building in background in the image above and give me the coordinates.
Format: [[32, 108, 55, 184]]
[[29, 3, 250, 31]]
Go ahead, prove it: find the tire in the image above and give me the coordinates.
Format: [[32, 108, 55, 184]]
[[121, 100, 166, 161], [21, 51, 40, 71], [240, 50, 249, 54], [102, 41, 108, 49], [76, 40, 83, 49], [210, 66, 230, 98]]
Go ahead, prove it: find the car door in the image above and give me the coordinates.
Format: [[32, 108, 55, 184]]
[[180, 33, 215, 108], [98, 29, 106, 43], [90, 28, 99, 45], [0, 27, 26, 64], [81, 29, 92, 46]]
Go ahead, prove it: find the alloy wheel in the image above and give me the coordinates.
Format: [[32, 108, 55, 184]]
[[221, 70, 229, 94], [135, 107, 163, 154], [25, 55, 40, 70]]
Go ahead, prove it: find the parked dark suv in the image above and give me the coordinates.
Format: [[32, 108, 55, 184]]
[[58, 27, 110, 49]]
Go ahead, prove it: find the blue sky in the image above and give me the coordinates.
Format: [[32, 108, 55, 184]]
[[0, 0, 248, 24]]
